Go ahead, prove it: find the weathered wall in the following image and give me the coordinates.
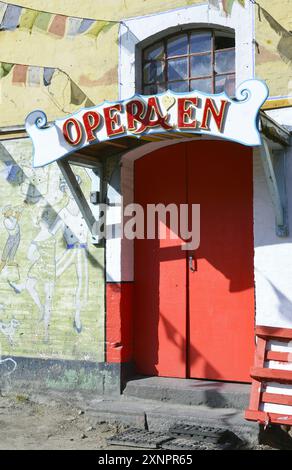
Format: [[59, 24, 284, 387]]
[[0, 137, 105, 389], [255, 0, 292, 108]]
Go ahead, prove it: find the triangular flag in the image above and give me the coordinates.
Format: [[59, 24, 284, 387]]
[[70, 80, 87, 105], [43, 67, 55, 86], [84, 98, 95, 107], [78, 18, 95, 34], [19, 9, 38, 31], [33, 12, 52, 32], [0, 2, 7, 24], [0, 4, 22, 31], [222, 0, 235, 15], [48, 14, 67, 38], [12, 64, 28, 85], [85, 20, 109, 38], [208, 0, 220, 9], [27, 66, 41, 86], [67, 17, 83, 37], [0, 62, 13, 79]]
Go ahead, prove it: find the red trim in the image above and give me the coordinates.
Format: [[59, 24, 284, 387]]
[[106, 282, 133, 363], [256, 326, 292, 340], [262, 392, 292, 406], [266, 351, 291, 362], [251, 367, 292, 383], [245, 409, 292, 425], [248, 337, 266, 410]]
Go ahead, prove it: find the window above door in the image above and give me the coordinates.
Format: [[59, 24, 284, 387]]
[[142, 30, 235, 97]]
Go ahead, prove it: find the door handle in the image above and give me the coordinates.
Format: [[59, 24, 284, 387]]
[[189, 255, 197, 272]]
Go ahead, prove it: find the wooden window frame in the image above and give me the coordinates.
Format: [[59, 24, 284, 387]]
[[142, 29, 235, 94]]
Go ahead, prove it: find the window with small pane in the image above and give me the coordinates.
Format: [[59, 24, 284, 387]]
[[142, 30, 235, 96]]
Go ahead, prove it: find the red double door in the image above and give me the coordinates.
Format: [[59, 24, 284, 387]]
[[134, 140, 255, 383]]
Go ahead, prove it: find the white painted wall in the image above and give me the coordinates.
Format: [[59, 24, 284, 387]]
[[254, 140, 292, 328]]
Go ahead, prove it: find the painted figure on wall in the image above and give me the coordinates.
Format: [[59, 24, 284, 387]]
[[9, 207, 56, 342], [0, 205, 22, 274], [51, 176, 89, 334]]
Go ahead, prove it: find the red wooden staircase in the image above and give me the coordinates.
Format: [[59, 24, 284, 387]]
[[245, 326, 292, 426]]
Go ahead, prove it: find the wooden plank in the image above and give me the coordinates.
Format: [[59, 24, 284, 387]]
[[248, 337, 266, 411], [256, 326, 292, 341], [245, 409, 292, 425], [251, 367, 292, 383], [104, 140, 129, 149], [266, 350, 291, 363], [262, 392, 292, 406]]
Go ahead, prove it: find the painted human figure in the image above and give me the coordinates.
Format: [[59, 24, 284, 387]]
[[9, 208, 56, 342], [50, 176, 88, 334], [0, 206, 22, 273]]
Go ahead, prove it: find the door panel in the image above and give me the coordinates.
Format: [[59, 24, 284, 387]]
[[187, 141, 255, 382], [133, 140, 255, 382], [134, 144, 187, 377]]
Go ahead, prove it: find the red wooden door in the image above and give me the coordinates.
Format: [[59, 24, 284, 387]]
[[134, 140, 255, 382], [134, 145, 187, 377], [187, 140, 255, 382]]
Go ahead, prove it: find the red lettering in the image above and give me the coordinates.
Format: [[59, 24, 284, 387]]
[[63, 118, 83, 145], [177, 98, 198, 128], [83, 111, 101, 142], [143, 97, 172, 131], [201, 98, 228, 132], [126, 100, 147, 134], [104, 104, 125, 137]]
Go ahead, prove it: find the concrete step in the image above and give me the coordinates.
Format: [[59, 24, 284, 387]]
[[85, 396, 259, 446], [123, 376, 250, 410]]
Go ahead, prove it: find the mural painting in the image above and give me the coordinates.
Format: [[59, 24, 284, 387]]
[[0, 138, 105, 363]]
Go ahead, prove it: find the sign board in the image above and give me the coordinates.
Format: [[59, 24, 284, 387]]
[[26, 80, 268, 168]]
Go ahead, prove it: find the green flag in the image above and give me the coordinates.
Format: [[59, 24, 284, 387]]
[[33, 11, 52, 32], [85, 20, 110, 37], [222, 0, 235, 14], [0, 62, 13, 79], [19, 9, 38, 31]]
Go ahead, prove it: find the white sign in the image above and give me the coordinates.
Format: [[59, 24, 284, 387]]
[[26, 80, 268, 168]]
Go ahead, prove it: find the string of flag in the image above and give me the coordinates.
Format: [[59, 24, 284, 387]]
[[0, 62, 94, 107], [0, 1, 249, 36], [0, 1, 117, 38]]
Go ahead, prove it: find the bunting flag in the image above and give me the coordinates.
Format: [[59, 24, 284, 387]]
[[48, 14, 66, 37], [67, 17, 83, 37], [0, 3, 21, 30], [209, 0, 245, 15], [0, 61, 13, 78], [43, 67, 55, 86], [0, 61, 94, 107], [0, 2, 7, 23], [0, 2, 117, 38], [222, 0, 235, 14], [12, 64, 28, 85]]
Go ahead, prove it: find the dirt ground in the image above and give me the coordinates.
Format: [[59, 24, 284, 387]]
[[0, 392, 136, 450], [0, 391, 284, 451]]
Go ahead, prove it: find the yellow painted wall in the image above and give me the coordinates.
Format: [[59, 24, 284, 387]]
[[0, 0, 202, 127], [255, 0, 292, 108], [0, 0, 291, 126]]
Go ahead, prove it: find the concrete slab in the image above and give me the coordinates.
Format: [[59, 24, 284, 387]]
[[85, 396, 259, 445], [124, 376, 251, 410]]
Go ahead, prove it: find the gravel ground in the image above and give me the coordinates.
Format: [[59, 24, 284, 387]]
[[0, 392, 281, 450]]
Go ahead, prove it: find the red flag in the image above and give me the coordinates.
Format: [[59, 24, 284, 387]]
[[48, 14, 66, 38], [12, 64, 28, 85]]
